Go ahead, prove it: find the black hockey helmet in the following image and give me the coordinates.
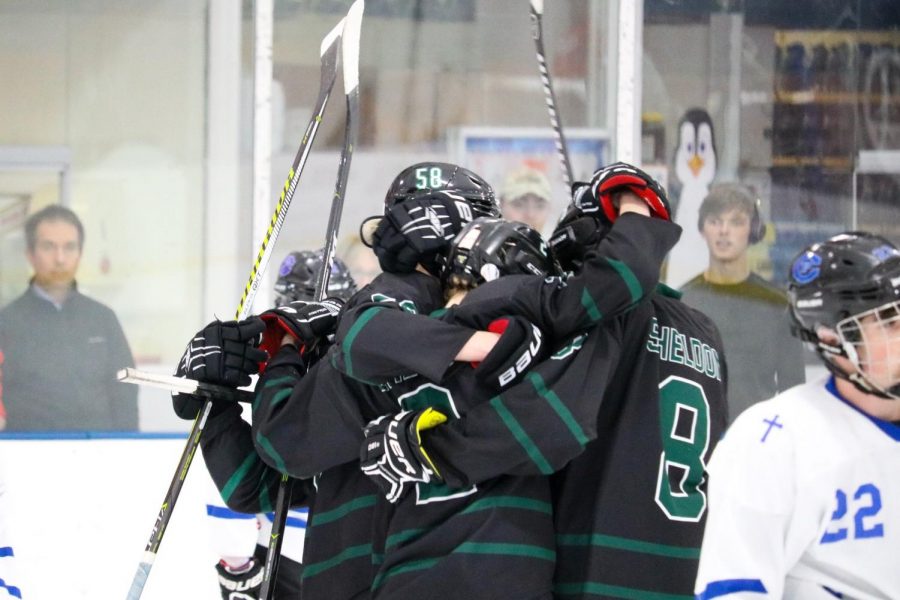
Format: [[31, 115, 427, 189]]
[[788, 231, 900, 398], [274, 249, 358, 305], [442, 217, 561, 290], [384, 162, 500, 219]]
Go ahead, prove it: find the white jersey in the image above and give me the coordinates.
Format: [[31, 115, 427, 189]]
[[695, 376, 900, 599]]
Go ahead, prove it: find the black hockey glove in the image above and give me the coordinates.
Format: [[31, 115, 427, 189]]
[[360, 408, 447, 503], [578, 162, 671, 225], [172, 318, 267, 420], [215, 558, 263, 600], [371, 193, 472, 275], [473, 316, 546, 392], [370, 216, 423, 274], [549, 196, 610, 271], [258, 297, 344, 358]]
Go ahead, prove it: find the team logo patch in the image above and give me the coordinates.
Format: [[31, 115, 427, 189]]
[[791, 252, 821, 284]]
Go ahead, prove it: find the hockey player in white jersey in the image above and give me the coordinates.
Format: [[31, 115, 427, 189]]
[[695, 231, 900, 599]]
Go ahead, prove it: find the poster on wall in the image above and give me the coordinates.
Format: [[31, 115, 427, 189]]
[[451, 126, 609, 233]]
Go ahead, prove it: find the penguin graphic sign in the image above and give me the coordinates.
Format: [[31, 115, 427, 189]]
[[666, 108, 717, 288]]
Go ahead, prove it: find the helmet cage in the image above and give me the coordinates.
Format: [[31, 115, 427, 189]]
[[834, 300, 900, 400]]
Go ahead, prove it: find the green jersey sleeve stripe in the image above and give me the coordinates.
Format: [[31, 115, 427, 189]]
[[489, 396, 554, 474], [254, 431, 287, 474], [253, 375, 297, 410], [301, 543, 372, 580], [556, 533, 700, 559], [581, 288, 603, 322], [309, 494, 377, 527], [527, 372, 589, 446], [554, 581, 692, 600], [220, 451, 260, 504], [341, 306, 385, 378], [607, 257, 643, 303]]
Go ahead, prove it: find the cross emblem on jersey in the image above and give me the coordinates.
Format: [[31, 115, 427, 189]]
[[761, 414, 783, 443]]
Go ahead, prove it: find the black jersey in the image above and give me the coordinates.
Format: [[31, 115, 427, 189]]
[[251, 271, 451, 600], [424, 287, 728, 598]]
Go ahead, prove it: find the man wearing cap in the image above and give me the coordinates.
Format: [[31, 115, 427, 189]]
[[499, 166, 553, 233]]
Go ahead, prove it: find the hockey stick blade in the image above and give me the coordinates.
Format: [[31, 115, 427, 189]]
[[260, 3, 364, 598], [125, 18, 346, 600], [530, 0, 574, 193], [116, 368, 254, 404]]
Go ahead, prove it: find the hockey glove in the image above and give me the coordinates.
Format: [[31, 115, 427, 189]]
[[579, 162, 670, 225], [172, 318, 267, 420], [370, 216, 423, 274], [372, 193, 472, 275], [215, 558, 264, 600], [258, 297, 344, 358], [549, 200, 610, 272], [360, 408, 447, 503], [473, 316, 545, 392]]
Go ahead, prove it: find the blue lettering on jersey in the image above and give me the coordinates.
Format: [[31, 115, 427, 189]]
[[820, 483, 884, 544]]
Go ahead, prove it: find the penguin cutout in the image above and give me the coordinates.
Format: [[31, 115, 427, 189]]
[[666, 108, 718, 288]]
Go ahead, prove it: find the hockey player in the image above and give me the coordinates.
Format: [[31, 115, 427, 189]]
[[694, 232, 900, 599], [174, 249, 356, 599], [358, 163, 728, 598], [250, 162, 681, 598]]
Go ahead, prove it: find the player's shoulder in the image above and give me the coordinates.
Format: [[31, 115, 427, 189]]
[[347, 271, 444, 314], [723, 378, 834, 454], [651, 287, 722, 342]]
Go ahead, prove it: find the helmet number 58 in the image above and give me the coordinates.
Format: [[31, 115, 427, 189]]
[[416, 167, 443, 189]]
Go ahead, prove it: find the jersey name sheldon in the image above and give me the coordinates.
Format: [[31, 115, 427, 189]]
[[646, 317, 722, 381]]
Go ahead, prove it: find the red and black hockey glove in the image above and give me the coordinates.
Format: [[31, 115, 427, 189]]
[[578, 162, 670, 225], [257, 297, 344, 362], [360, 408, 447, 503], [172, 318, 266, 419], [473, 316, 545, 392]]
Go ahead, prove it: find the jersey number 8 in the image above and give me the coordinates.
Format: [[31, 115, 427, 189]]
[[655, 376, 711, 522]]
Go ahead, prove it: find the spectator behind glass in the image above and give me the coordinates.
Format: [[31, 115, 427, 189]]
[[680, 183, 805, 423], [0, 205, 138, 431], [499, 166, 553, 233]]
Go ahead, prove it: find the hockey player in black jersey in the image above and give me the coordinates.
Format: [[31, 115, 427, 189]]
[[371, 163, 729, 598], [250, 161, 508, 600], [171, 249, 356, 599]]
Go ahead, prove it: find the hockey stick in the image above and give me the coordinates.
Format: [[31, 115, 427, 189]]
[[117, 368, 254, 404], [530, 0, 574, 192], [124, 19, 345, 600], [258, 3, 365, 597]]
